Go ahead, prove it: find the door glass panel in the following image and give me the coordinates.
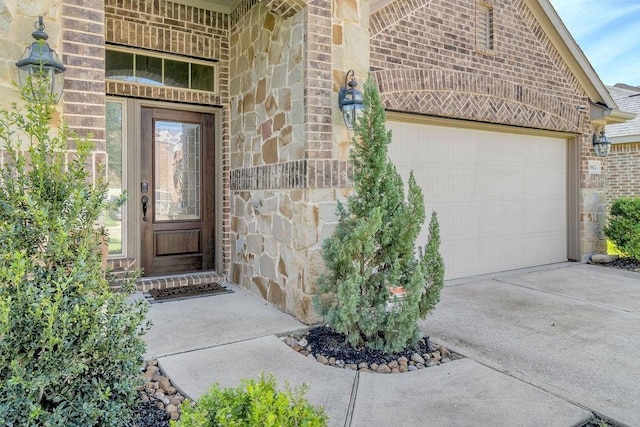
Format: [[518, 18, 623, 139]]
[[154, 121, 201, 221]]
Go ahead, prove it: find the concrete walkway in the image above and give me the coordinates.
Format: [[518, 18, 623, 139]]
[[143, 263, 639, 426], [422, 263, 640, 426]]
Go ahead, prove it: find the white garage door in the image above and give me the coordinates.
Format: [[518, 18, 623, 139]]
[[387, 119, 568, 280]]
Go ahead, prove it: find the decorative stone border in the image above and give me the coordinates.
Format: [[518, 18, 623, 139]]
[[282, 334, 464, 374]]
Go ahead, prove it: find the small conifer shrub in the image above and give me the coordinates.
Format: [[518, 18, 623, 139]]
[[313, 76, 445, 353]]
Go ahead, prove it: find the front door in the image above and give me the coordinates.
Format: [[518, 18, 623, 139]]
[[140, 108, 215, 276]]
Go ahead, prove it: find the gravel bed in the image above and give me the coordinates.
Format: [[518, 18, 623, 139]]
[[578, 414, 624, 427], [283, 325, 463, 373], [601, 257, 640, 272], [125, 360, 186, 427]]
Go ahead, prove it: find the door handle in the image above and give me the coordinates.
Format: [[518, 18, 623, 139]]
[[141, 195, 148, 221]]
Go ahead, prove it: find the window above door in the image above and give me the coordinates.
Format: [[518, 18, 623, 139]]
[[106, 46, 218, 93]]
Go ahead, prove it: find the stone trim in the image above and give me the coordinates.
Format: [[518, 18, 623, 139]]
[[372, 69, 580, 133], [230, 159, 352, 191]]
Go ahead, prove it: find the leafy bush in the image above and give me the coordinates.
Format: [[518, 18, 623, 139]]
[[313, 76, 445, 353], [173, 374, 327, 427], [605, 198, 640, 261], [0, 82, 148, 425]]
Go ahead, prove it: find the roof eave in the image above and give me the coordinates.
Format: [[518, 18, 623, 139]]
[[590, 102, 637, 125], [610, 135, 640, 144]]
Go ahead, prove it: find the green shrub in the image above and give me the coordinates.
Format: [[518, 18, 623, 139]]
[[604, 198, 640, 261], [173, 374, 327, 427], [313, 76, 445, 353], [0, 81, 148, 425]]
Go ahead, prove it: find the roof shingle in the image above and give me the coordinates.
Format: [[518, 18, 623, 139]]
[[606, 84, 640, 138]]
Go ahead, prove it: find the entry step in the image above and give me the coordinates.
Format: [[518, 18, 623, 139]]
[[137, 270, 226, 292]]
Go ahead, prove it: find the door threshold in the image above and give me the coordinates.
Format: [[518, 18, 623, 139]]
[[137, 270, 226, 292]]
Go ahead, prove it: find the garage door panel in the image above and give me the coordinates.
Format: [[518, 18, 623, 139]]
[[437, 205, 481, 239], [527, 201, 567, 233], [388, 120, 568, 280], [413, 167, 476, 200], [478, 167, 525, 198], [525, 170, 566, 198]]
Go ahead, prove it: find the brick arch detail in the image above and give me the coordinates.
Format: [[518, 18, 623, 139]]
[[263, 0, 306, 17], [373, 69, 581, 133], [232, 0, 306, 25]]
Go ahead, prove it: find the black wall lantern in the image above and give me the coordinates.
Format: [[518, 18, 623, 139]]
[[15, 16, 66, 102], [338, 70, 364, 130], [592, 128, 611, 158]]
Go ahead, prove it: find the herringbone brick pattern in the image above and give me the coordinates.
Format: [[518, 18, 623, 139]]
[[373, 69, 580, 132]]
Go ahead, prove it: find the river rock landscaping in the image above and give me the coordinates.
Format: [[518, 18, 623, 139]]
[[127, 360, 186, 427], [283, 326, 463, 373]]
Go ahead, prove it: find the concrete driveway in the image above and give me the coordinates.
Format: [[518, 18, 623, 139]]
[[420, 263, 640, 426]]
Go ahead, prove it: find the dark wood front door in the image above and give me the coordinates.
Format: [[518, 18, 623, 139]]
[[140, 108, 214, 276]]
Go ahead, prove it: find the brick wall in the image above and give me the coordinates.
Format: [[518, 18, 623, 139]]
[[370, 0, 585, 131], [105, 0, 232, 273], [608, 142, 640, 207], [370, 0, 606, 256], [104, 0, 229, 106], [304, 0, 333, 159], [61, 0, 106, 181]]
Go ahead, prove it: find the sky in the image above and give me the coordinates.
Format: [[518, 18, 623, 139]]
[[548, 0, 640, 86]]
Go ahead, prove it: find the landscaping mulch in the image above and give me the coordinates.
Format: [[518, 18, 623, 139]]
[[601, 256, 640, 272], [284, 325, 463, 373]]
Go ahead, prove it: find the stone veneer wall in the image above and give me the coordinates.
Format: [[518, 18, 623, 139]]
[[228, 0, 366, 322], [607, 142, 640, 208], [0, 2, 64, 105], [104, 0, 232, 273], [369, 0, 607, 257], [230, 3, 309, 321]]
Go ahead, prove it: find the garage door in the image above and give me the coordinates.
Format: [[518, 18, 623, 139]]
[[387, 119, 568, 280]]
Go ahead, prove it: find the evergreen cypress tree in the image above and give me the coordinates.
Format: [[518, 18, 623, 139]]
[[313, 76, 444, 353]]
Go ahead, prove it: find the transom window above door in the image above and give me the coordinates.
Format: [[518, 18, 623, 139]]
[[106, 46, 217, 93]]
